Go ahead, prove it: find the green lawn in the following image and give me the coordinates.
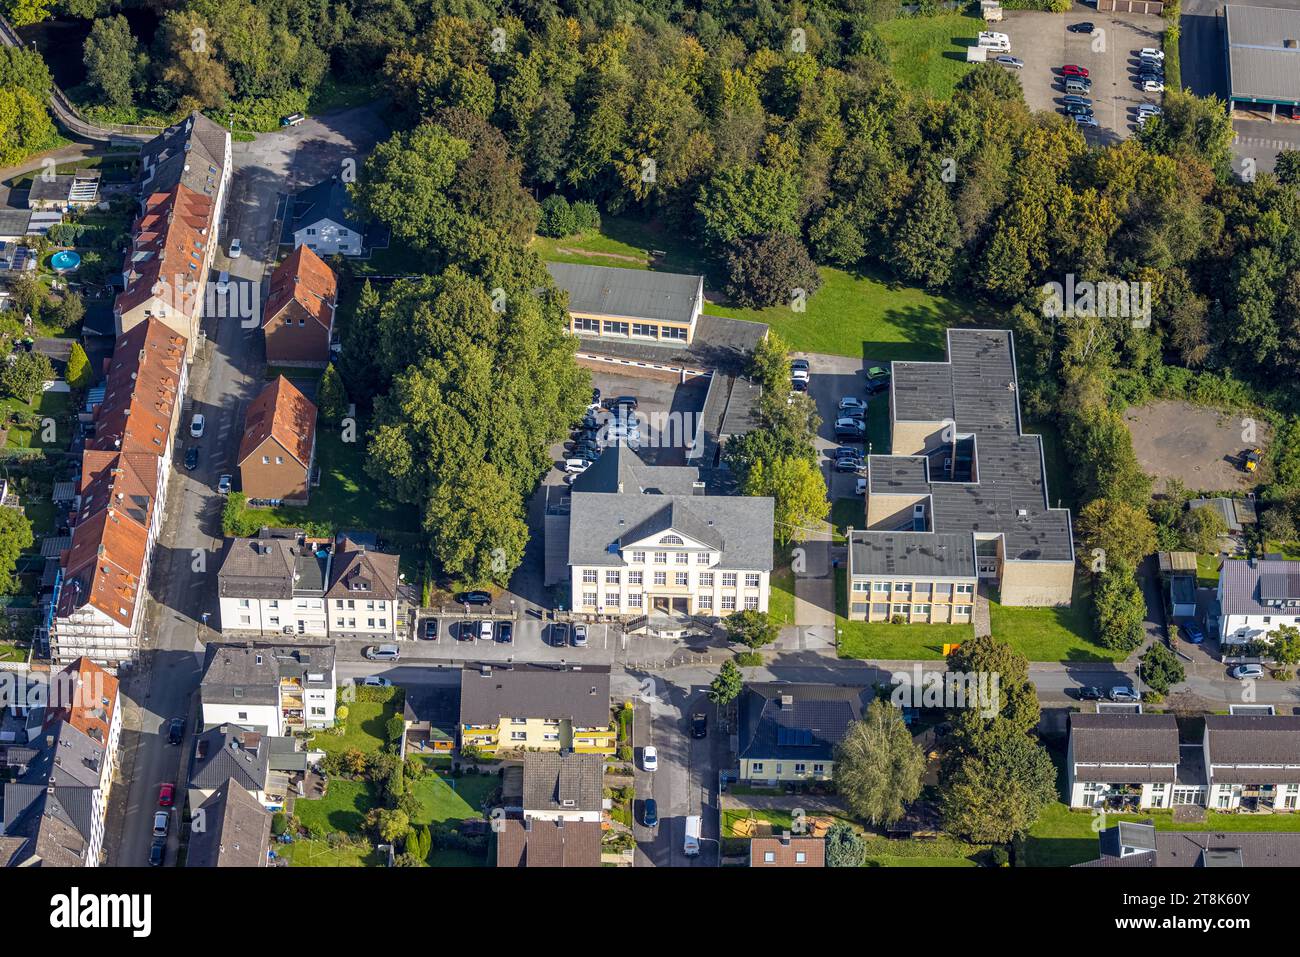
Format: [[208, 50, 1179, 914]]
[[770, 561, 796, 627], [410, 768, 497, 826], [1197, 553, 1221, 588], [2, 391, 74, 450], [876, 14, 984, 100], [293, 777, 380, 839], [244, 423, 419, 535], [6, 154, 136, 189], [835, 571, 973, 659], [279, 836, 385, 867], [830, 497, 863, 544], [308, 694, 400, 756], [532, 217, 970, 360], [987, 574, 1124, 663], [0, 641, 27, 663], [1026, 418, 1077, 513]]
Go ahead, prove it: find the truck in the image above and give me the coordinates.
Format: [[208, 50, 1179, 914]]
[[684, 815, 701, 857]]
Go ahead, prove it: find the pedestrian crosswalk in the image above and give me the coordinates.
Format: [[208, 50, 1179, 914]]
[[1233, 135, 1298, 151]]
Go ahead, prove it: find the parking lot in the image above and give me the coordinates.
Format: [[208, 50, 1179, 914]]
[[796, 351, 875, 500], [998, 6, 1166, 142]]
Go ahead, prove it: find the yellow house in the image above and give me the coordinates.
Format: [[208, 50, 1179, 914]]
[[458, 663, 616, 756]]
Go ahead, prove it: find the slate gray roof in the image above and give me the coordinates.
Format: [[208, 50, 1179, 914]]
[[459, 664, 612, 728], [1225, 4, 1300, 105], [1205, 715, 1300, 773], [139, 111, 227, 198], [1069, 713, 1180, 767], [850, 531, 977, 578], [1079, 822, 1300, 867], [403, 686, 460, 739], [861, 329, 1073, 565], [191, 724, 272, 791], [326, 538, 400, 601], [547, 262, 702, 325], [1219, 558, 1300, 617], [575, 313, 768, 373], [218, 536, 296, 599], [737, 683, 869, 762], [186, 779, 271, 868], [201, 642, 335, 708], [496, 818, 601, 867], [0, 209, 32, 237], [868, 455, 931, 495], [290, 176, 362, 233], [520, 752, 605, 812], [568, 443, 773, 571]]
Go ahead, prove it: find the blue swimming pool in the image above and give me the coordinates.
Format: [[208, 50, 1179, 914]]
[[50, 250, 81, 272]]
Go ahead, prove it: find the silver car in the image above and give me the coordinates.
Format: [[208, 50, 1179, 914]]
[[995, 55, 1024, 69], [1230, 663, 1264, 680]]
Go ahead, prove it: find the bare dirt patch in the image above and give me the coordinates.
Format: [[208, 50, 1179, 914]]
[[1123, 400, 1270, 493]]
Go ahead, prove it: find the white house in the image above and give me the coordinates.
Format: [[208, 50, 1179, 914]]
[[325, 538, 408, 640], [288, 176, 363, 256], [199, 643, 336, 735], [1218, 558, 1300, 645], [563, 443, 773, 629], [1066, 713, 1181, 810], [1203, 715, 1300, 812], [217, 532, 331, 638]]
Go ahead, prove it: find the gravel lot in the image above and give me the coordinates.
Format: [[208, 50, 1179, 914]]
[[1123, 399, 1271, 493]]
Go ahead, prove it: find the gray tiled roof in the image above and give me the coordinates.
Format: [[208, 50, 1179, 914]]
[[290, 176, 362, 233], [1080, 824, 1300, 868], [496, 818, 601, 867], [520, 752, 604, 812], [190, 724, 271, 791], [459, 664, 611, 728], [568, 443, 773, 571], [218, 537, 296, 599], [862, 330, 1073, 564], [1205, 715, 1300, 767], [326, 538, 400, 601], [140, 111, 227, 199], [186, 779, 271, 868], [547, 262, 702, 325], [1218, 558, 1300, 617], [1069, 713, 1180, 766], [201, 642, 335, 709], [1225, 4, 1300, 105], [850, 531, 977, 578], [738, 683, 869, 762]]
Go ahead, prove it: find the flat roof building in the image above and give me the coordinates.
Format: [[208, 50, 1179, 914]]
[[1224, 4, 1300, 117]]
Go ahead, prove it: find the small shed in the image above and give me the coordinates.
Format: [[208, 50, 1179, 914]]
[[1157, 551, 1197, 579]]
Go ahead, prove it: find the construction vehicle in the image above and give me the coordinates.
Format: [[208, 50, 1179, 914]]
[[1241, 448, 1263, 473]]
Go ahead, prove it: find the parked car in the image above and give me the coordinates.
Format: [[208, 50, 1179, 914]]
[[564, 458, 594, 474], [790, 358, 810, 383], [1137, 102, 1163, 115], [1073, 114, 1100, 128], [216, 270, 230, 294], [281, 112, 305, 126], [361, 676, 392, 687], [864, 366, 891, 392], [832, 446, 861, 460], [1230, 663, 1264, 680], [149, 839, 165, 867], [1063, 77, 1092, 94], [363, 644, 400, 661], [1142, 79, 1165, 93], [641, 798, 659, 828], [1064, 103, 1094, 117], [1138, 47, 1165, 61], [153, 811, 169, 839], [1061, 64, 1089, 78], [184, 446, 199, 471], [834, 417, 866, 440], [994, 55, 1023, 69], [591, 387, 601, 406], [188, 413, 204, 438], [834, 456, 864, 473], [479, 620, 494, 641], [496, 621, 513, 643], [608, 395, 638, 411], [1180, 621, 1206, 645], [789, 379, 809, 394], [1108, 686, 1140, 702], [217, 473, 232, 495], [228, 238, 242, 258], [158, 783, 175, 807], [691, 712, 707, 738], [1068, 21, 1094, 33], [572, 623, 588, 647], [855, 477, 867, 496], [457, 591, 492, 606], [167, 717, 185, 745], [838, 396, 867, 415], [1062, 94, 1093, 107], [552, 622, 570, 647], [422, 618, 439, 640], [642, 746, 658, 772], [1076, 686, 1104, 701]]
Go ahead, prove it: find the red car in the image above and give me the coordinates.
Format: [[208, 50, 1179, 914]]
[[1061, 64, 1089, 78], [158, 783, 175, 808]]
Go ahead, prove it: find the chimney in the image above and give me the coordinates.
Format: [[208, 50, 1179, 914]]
[[692, 481, 706, 496], [780, 830, 792, 846]]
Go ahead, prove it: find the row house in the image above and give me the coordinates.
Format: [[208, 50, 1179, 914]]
[[217, 530, 332, 638], [1067, 713, 1182, 810], [199, 642, 337, 736], [48, 320, 186, 666], [0, 659, 122, 866]]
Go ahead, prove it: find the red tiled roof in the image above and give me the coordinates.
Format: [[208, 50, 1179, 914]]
[[114, 184, 214, 319], [58, 506, 149, 630], [44, 657, 119, 742], [263, 245, 337, 332], [238, 376, 317, 470], [91, 318, 186, 457]]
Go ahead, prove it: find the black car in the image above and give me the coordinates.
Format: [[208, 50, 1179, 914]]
[[1068, 21, 1094, 33], [864, 366, 891, 394], [641, 798, 659, 828], [834, 424, 866, 442], [456, 591, 492, 606], [149, 839, 165, 867], [832, 446, 861, 460], [790, 379, 808, 393], [1076, 686, 1104, 701], [496, 621, 513, 643], [552, 622, 571, 647], [167, 717, 185, 745], [607, 395, 638, 412], [591, 387, 601, 405], [422, 618, 439, 640], [691, 712, 707, 738], [184, 446, 199, 471]]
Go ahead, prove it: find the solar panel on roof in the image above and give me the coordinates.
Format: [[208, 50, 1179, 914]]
[[1258, 572, 1300, 601], [776, 727, 814, 746]]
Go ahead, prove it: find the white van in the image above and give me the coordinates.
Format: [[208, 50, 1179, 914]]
[[684, 815, 701, 857]]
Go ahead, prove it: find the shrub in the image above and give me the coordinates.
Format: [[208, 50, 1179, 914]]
[[271, 812, 288, 837], [618, 745, 632, 762], [571, 200, 600, 232], [538, 194, 577, 238], [723, 232, 821, 308], [735, 651, 763, 667]]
